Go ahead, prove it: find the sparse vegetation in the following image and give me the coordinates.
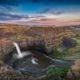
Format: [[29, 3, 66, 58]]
[[52, 47, 69, 59], [47, 66, 69, 77], [75, 34, 80, 40], [38, 66, 69, 80]]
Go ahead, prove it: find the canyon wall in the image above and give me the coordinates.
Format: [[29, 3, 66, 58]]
[[0, 23, 76, 59]]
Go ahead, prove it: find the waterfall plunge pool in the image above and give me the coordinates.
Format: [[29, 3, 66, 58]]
[[4, 42, 73, 77]]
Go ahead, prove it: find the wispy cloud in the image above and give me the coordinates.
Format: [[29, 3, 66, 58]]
[[0, 0, 80, 26], [0, 13, 80, 26], [39, 8, 64, 15], [39, 8, 51, 13], [0, 11, 29, 21]]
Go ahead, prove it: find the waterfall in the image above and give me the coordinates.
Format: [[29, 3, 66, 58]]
[[13, 42, 32, 58], [13, 42, 23, 58]]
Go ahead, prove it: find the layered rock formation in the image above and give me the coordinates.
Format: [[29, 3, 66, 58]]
[[0, 23, 75, 60], [0, 23, 79, 80], [66, 59, 80, 80]]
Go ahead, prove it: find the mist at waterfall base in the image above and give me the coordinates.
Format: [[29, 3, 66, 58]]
[[5, 42, 53, 74], [5, 42, 73, 76], [13, 42, 31, 59]]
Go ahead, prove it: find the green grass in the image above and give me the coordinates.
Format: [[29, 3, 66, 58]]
[[52, 47, 69, 59], [38, 66, 69, 80], [75, 34, 80, 40], [47, 66, 69, 76]]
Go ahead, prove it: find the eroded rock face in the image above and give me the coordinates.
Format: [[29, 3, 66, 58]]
[[0, 60, 37, 80], [0, 24, 75, 57], [71, 59, 80, 76], [0, 37, 32, 60], [66, 59, 80, 80], [62, 37, 77, 48], [0, 60, 25, 79], [0, 39, 14, 60]]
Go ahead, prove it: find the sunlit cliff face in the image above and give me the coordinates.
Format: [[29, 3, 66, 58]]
[[0, 0, 80, 26]]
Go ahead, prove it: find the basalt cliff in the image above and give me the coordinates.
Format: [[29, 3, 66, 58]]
[[0, 23, 75, 57]]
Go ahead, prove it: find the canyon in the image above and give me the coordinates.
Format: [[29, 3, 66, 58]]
[[0, 23, 75, 57], [0, 23, 80, 80]]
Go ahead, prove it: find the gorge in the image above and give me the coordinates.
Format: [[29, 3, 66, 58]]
[[0, 23, 80, 80]]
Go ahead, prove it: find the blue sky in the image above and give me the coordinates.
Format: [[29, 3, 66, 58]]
[[0, 0, 80, 25], [11, 0, 80, 13]]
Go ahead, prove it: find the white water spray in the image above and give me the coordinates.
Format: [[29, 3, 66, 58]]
[[13, 42, 31, 58], [31, 57, 38, 64]]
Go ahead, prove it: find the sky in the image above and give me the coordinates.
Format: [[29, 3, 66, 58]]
[[0, 0, 80, 26]]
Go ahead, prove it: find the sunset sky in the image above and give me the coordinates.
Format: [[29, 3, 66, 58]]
[[0, 0, 80, 26]]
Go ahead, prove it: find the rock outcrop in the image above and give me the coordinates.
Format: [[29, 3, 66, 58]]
[[62, 37, 77, 48], [0, 23, 78, 80], [66, 59, 80, 80], [0, 23, 75, 59], [0, 60, 37, 80]]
